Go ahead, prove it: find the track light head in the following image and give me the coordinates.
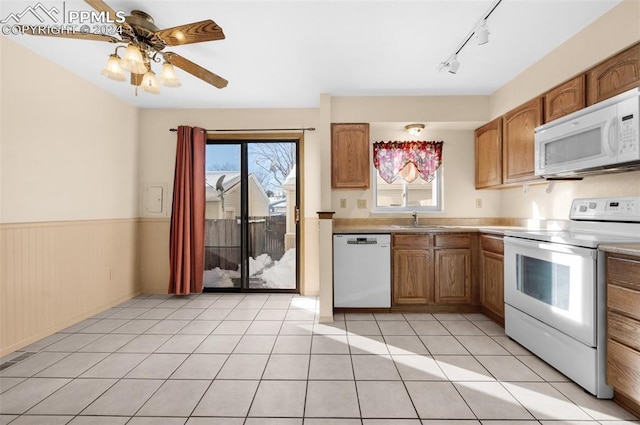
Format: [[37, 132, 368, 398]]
[[476, 20, 490, 45], [448, 56, 460, 74]]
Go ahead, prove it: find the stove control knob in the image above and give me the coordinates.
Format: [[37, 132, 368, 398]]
[[588, 202, 597, 209], [579, 205, 588, 212]]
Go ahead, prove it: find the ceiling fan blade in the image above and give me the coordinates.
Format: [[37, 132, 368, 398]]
[[84, 0, 133, 35], [155, 20, 225, 46], [84, 0, 119, 23], [164, 52, 228, 89], [23, 27, 120, 43]]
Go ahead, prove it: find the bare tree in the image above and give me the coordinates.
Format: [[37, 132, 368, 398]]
[[249, 143, 295, 194]]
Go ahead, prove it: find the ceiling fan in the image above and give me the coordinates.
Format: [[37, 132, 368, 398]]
[[24, 0, 228, 93]]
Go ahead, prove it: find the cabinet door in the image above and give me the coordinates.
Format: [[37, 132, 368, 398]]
[[587, 43, 640, 106], [502, 97, 544, 184], [544, 75, 586, 122], [475, 117, 503, 189], [393, 249, 431, 305], [481, 250, 504, 318], [434, 248, 470, 304], [331, 123, 370, 189]]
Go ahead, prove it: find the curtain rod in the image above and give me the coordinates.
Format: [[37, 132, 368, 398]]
[[169, 127, 315, 132]]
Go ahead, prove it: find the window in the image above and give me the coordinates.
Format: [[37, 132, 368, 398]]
[[372, 141, 443, 213], [373, 166, 442, 212]]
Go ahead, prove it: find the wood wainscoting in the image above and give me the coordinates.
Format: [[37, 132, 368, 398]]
[[0, 218, 140, 355]]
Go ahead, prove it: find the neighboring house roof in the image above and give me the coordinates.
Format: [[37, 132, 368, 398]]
[[205, 171, 270, 204]]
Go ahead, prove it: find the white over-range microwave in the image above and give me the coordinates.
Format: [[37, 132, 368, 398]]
[[535, 87, 640, 177]]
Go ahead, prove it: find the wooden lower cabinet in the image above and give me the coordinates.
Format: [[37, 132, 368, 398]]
[[606, 252, 640, 416], [480, 234, 504, 324], [434, 249, 471, 303], [392, 232, 476, 308], [393, 249, 432, 305]]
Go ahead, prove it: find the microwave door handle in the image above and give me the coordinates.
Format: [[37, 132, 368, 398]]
[[604, 117, 618, 157]]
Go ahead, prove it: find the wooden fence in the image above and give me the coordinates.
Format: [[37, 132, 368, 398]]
[[204, 216, 286, 270]]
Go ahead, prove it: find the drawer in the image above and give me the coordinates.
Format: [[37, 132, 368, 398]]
[[607, 339, 640, 402], [435, 233, 470, 248], [607, 255, 640, 291], [608, 311, 640, 352], [481, 234, 504, 254], [608, 284, 640, 322], [393, 234, 430, 249]]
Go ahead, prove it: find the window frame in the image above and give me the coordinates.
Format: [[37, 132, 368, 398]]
[[371, 163, 444, 214]]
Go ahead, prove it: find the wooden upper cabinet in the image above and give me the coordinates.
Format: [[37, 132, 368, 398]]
[[502, 97, 544, 184], [544, 75, 586, 122], [587, 42, 640, 106], [331, 123, 370, 189], [475, 117, 503, 189]]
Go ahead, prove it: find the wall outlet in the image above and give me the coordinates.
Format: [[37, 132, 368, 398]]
[[109, 268, 115, 281], [357, 199, 367, 209], [475, 198, 483, 208], [340, 198, 347, 208]]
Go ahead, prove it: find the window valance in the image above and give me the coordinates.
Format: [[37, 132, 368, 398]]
[[373, 141, 443, 184]]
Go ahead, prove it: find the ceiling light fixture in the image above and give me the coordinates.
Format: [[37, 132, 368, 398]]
[[437, 0, 502, 74], [405, 124, 425, 136], [101, 53, 126, 81], [101, 44, 182, 95], [448, 56, 460, 74], [476, 20, 490, 45]]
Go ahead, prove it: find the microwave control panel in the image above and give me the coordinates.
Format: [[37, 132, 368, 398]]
[[570, 197, 640, 222], [617, 95, 639, 160]]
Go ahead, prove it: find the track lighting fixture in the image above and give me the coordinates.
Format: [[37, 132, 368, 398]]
[[448, 56, 460, 74], [476, 20, 489, 45], [437, 0, 502, 74]]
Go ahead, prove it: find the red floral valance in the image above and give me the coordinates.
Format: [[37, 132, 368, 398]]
[[373, 141, 443, 184]]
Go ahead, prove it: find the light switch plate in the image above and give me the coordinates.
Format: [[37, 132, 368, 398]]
[[357, 199, 367, 209], [340, 198, 347, 208]]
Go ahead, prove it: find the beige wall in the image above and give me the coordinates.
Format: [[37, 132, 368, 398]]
[[0, 38, 140, 354]]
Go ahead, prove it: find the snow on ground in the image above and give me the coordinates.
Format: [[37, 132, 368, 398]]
[[203, 248, 296, 289], [260, 248, 296, 289]]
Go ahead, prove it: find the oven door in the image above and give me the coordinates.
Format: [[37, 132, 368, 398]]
[[504, 236, 597, 346]]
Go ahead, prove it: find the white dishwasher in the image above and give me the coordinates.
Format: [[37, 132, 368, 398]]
[[333, 234, 391, 308]]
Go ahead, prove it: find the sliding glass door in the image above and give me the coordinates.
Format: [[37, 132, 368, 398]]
[[203, 139, 298, 292]]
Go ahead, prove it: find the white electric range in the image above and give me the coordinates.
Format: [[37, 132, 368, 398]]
[[503, 196, 640, 399]]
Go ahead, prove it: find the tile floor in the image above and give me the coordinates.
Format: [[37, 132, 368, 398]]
[[1, 293, 638, 425]]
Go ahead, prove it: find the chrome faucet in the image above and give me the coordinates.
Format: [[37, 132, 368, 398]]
[[411, 211, 418, 227]]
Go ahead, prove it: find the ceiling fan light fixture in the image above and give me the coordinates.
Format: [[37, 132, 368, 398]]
[[141, 70, 161, 94], [160, 62, 181, 87], [101, 54, 126, 81], [120, 44, 147, 75], [405, 124, 425, 136]]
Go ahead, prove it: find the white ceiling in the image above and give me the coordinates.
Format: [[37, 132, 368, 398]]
[[2, 0, 623, 109]]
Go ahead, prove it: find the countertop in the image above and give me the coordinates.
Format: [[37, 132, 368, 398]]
[[332, 224, 527, 236], [598, 243, 640, 256]]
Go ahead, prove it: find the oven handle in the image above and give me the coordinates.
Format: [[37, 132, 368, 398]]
[[504, 236, 597, 259]]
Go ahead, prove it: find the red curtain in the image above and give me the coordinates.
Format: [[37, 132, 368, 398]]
[[168, 126, 206, 295]]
